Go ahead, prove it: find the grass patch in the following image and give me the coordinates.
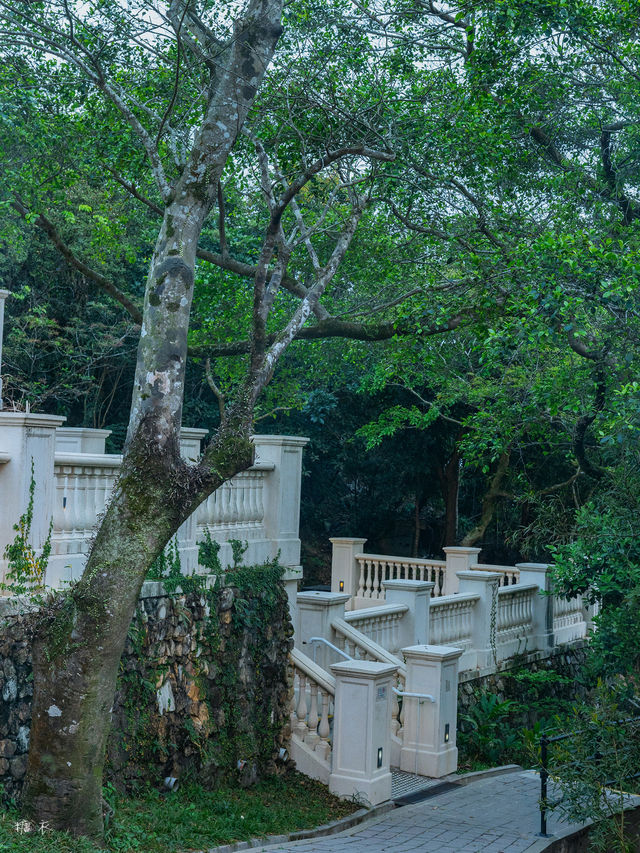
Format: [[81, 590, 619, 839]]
[[0, 773, 360, 852]]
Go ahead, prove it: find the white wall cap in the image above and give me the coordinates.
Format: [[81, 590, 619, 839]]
[[179, 427, 209, 439], [252, 434, 310, 446], [0, 412, 66, 428], [330, 659, 398, 678], [402, 644, 464, 661], [443, 546, 482, 555], [382, 579, 435, 592], [456, 570, 502, 581], [297, 591, 351, 606]]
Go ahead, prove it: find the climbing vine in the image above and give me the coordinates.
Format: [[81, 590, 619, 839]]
[[1, 460, 51, 596]]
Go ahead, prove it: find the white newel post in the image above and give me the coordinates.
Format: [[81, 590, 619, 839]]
[[296, 591, 351, 669], [399, 644, 463, 778], [0, 289, 9, 409], [253, 435, 309, 568], [515, 563, 553, 650], [330, 537, 367, 609], [442, 546, 482, 595], [456, 570, 501, 669], [382, 579, 433, 647], [176, 427, 209, 574], [0, 412, 66, 588], [329, 659, 397, 806]]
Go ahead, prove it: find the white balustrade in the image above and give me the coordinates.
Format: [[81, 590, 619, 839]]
[[355, 553, 446, 603], [289, 648, 335, 773], [51, 455, 122, 558], [196, 465, 271, 539], [428, 593, 478, 652], [553, 591, 587, 644], [343, 603, 408, 654], [473, 563, 520, 586], [495, 584, 537, 659]]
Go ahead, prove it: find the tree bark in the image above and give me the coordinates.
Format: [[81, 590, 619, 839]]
[[22, 0, 284, 838], [460, 448, 511, 547]]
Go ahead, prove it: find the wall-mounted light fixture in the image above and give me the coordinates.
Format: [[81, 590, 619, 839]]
[[377, 747, 383, 768], [339, 580, 344, 592], [444, 723, 450, 743]]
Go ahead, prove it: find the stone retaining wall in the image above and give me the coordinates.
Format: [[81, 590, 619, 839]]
[[0, 567, 292, 801], [457, 642, 590, 723]]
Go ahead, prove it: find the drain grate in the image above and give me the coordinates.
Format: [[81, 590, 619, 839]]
[[391, 770, 442, 800]]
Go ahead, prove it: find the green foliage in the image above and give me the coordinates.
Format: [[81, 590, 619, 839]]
[[0, 773, 358, 852], [146, 538, 205, 595], [543, 684, 640, 853], [458, 691, 522, 767], [551, 456, 640, 676], [197, 528, 222, 574], [228, 539, 248, 569], [1, 461, 50, 596]]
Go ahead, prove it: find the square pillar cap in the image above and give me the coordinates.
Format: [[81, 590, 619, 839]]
[[297, 591, 351, 606], [330, 659, 398, 679], [382, 579, 434, 592], [402, 644, 464, 662], [443, 546, 482, 556], [456, 569, 502, 581], [329, 536, 367, 546], [0, 412, 66, 428]]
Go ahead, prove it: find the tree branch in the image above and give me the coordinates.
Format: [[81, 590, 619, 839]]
[[12, 198, 143, 324]]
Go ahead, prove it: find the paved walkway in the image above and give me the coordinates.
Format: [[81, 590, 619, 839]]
[[252, 770, 582, 853]]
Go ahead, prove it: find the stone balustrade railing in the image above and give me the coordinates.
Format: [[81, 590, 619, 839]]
[[429, 593, 479, 664], [351, 552, 446, 604], [553, 590, 587, 645], [342, 603, 408, 655], [474, 563, 520, 585], [496, 584, 537, 660], [0, 418, 308, 591], [288, 647, 335, 783]]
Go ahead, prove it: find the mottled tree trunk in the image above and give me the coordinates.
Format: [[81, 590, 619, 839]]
[[22, 0, 284, 837]]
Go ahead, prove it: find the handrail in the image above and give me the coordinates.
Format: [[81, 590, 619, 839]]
[[356, 552, 445, 567], [307, 636, 352, 661], [344, 603, 409, 622], [54, 452, 123, 467], [497, 583, 539, 595], [290, 647, 336, 695], [331, 617, 406, 675], [429, 592, 481, 607]]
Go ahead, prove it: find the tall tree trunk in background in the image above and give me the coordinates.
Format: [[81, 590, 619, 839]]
[[438, 445, 461, 547], [460, 448, 511, 547], [22, 0, 284, 838]]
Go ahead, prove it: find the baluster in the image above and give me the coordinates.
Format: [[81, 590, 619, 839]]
[[294, 672, 309, 738], [316, 690, 331, 761], [368, 560, 377, 599], [306, 683, 320, 747], [357, 559, 365, 599], [391, 673, 401, 737]]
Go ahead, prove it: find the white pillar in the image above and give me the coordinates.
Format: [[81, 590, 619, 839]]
[[456, 569, 501, 669], [399, 644, 463, 778], [330, 537, 367, 608], [0, 289, 9, 409], [329, 659, 397, 806], [382, 579, 433, 647], [296, 591, 350, 668], [442, 546, 482, 594], [54, 428, 112, 454], [0, 412, 66, 587], [516, 562, 553, 650], [253, 435, 309, 568]]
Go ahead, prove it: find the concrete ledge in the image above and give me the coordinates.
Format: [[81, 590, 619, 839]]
[[202, 801, 396, 853]]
